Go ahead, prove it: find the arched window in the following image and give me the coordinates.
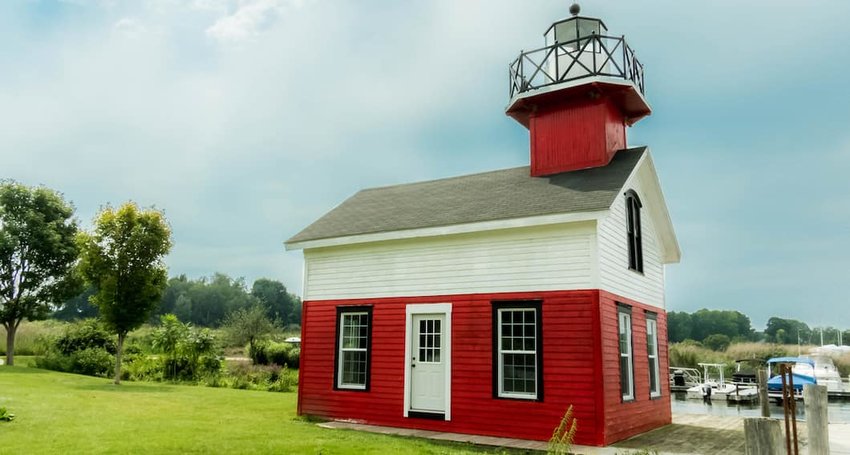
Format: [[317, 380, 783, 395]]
[[625, 190, 643, 273]]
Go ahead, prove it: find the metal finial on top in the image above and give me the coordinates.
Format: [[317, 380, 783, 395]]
[[569, 3, 580, 16]]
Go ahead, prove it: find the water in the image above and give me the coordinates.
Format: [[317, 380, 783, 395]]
[[672, 392, 850, 423]]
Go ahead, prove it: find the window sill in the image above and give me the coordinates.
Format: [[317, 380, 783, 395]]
[[496, 394, 541, 402], [334, 385, 369, 392]]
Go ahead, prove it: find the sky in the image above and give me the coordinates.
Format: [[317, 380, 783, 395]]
[[2, 0, 850, 329]]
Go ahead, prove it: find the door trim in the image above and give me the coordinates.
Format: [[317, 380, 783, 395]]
[[403, 303, 452, 421]]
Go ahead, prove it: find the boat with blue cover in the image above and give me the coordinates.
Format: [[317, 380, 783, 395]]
[[767, 357, 816, 401]]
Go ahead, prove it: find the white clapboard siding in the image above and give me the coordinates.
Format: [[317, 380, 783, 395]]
[[304, 222, 596, 301], [597, 162, 665, 309]]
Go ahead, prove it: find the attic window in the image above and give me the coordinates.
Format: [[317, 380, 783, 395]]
[[625, 190, 643, 273]]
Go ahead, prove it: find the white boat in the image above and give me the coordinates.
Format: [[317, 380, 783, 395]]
[[686, 363, 759, 403], [808, 355, 844, 393]]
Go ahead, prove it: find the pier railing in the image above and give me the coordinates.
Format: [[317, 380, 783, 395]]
[[509, 34, 645, 98]]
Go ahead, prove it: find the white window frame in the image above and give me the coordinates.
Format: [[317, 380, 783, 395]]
[[618, 309, 634, 401], [647, 317, 661, 398], [497, 307, 539, 400], [337, 311, 369, 390]]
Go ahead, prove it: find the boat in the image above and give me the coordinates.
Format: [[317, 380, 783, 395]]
[[669, 366, 702, 392], [767, 357, 816, 401], [685, 363, 759, 403]]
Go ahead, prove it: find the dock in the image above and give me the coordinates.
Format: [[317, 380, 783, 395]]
[[318, 413, 850, 454]]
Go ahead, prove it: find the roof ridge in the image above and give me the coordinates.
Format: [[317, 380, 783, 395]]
[[359, 165, 529, 193]]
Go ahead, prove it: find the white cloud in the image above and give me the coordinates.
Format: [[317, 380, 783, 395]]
[[205, 0, 304, 44], [112, 17, 146, 38]]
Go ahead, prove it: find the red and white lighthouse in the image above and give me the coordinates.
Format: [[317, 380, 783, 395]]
[[287, 5, 680, 447]]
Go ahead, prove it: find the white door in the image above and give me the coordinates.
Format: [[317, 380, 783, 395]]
[[410, 314, 446, 413]]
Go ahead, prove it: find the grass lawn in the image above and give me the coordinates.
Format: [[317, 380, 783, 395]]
[[0, 366, 524, 454]]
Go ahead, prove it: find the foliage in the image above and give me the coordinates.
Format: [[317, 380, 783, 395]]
[[156, 274, 259, 327], [0, 181, 81, 365], [222, 360, 297, 393], [0, 368, 518, 454], [251, 278, 301, 326], [54, 319, 116, 356], [666, 309, 754, 343], [52, 287, 98, 321], [702, 334, 731, 352], [548, 405, 578, 455], [222, 304, 275, 355], [149, 314, 221, 381], [249, 340, 300, 368], [764, 317, 811, 344], [34, 319, 116, 378], [0, 407, 14, 422], [77, 202, 172, 384]]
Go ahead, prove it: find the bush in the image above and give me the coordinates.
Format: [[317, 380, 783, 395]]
[[223, 360, 297, 393], [35, 320, 116, 378], [250, 341, 300, 368], [125, 354, 164, 382], [151, 314, 222, 381], [55, 319, 116, 356], [69, 348, 114, 377], [703, 334, 731, 352]]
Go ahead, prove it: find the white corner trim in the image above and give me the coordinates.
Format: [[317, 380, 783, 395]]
[[403, 303, 452, 421], [285, 211, 606, 251]]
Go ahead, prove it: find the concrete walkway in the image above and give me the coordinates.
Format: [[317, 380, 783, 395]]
[[318, 414, 850, 454]]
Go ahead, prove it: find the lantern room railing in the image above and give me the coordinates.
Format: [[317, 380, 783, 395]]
[[509, 34, 645, 99]]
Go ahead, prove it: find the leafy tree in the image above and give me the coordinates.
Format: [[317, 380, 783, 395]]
[[290, 296, 302, 326], [0, 181, 81, 365], [222, 304, 276, 356], [703, 334, 731, 351], [78, 203, 172, 384], [667, 311, 692, 343], [843, 330, 850, 347], [764, 317, 810, 345], [251, 278, 295, 325], [52, 287, 99, 321]]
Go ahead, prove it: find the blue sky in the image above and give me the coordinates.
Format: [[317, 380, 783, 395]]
[[2, 1, 849, 329]]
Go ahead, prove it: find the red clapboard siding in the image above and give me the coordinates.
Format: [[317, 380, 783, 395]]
[[529, 96, 626, 176], [598, 290, 671, 445], [299, 289, 668, 446]]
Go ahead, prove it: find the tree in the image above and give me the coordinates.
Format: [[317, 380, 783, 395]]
[[764, 317, 810, 345], [78, 203, 172, 384], [52, 287, 99, 321], [251, 278, 295, 325], [222, 304, 276, 357], [0, 181, 80, 365], [667, 311, 692, 343]]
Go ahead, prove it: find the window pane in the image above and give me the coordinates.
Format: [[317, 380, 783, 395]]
[[620, 355, 630, 394], [503, 353, 536, 395], [342, 350, 367, 386], [649, 358, 659, 393]]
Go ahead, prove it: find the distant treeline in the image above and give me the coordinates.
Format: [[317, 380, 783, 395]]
[[52, 273, 301, 328], [668, 309, 850, 350]]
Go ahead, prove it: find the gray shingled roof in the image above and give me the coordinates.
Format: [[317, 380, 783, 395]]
[[286, 147, 646, 245]]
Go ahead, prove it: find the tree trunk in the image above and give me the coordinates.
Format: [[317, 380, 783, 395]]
[[5, 324, 16, 366], [114, 332, 125, 385]]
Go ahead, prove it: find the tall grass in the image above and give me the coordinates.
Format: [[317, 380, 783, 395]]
[[0, 320, 68, 356], [670, 341, 850, 379]]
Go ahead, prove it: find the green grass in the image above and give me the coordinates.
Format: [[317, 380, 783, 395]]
[[0, 366, 523, 454]]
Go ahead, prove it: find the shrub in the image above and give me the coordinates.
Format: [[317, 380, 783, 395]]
[[251, 341, 300, 368], [125, 354, 164, 382], [69, 348, 114, 377], [151, 314, 222, 381], [55, 319, 116, 356], [703, 334, 731, 352]]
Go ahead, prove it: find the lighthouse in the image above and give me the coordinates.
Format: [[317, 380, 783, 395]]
[[507, 4, 651, 175], [287, 5, 680, 447]]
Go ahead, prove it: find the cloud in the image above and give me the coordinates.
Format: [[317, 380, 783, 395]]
[[205, 0, 303, 43]]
